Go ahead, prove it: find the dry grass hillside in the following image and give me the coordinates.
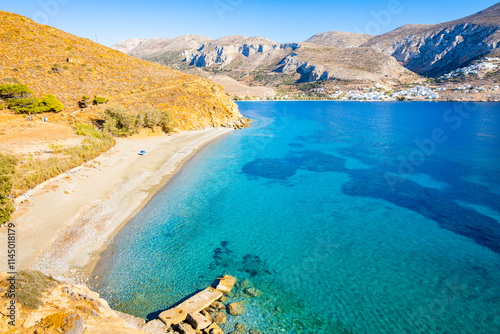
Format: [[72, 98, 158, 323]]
[[0, 11, 245, 130], [0, 271, 156, 333]]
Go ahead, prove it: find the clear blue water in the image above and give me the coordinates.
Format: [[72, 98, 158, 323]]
[[93, 102, 500, 333]]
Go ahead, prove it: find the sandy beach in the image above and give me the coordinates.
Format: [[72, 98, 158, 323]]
[[0, 128, 233, 282]]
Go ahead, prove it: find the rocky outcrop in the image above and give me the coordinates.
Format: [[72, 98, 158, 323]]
[[363, 3, 500, 76], [182, 38, 299, 71]]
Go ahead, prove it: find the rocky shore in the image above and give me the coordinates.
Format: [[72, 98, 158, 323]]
[[0, 271, 267, 334]]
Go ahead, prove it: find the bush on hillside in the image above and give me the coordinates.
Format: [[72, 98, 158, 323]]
[[139, 107, 176, 133], [38, 94, 64, 113], [7, 96, 40, 114], [102, 105, 141, 137], [93, 96, 109, 105], [102, 105, 176, 137]]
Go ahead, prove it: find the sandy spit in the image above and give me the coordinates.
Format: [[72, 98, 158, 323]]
[[0, 128, 233, 281]]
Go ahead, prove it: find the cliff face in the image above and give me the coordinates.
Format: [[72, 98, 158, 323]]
[[363, 4, 500, 76], [0, 11, 245, 130]]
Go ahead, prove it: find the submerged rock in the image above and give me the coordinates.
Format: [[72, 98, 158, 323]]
[[237, 278, 252, 289], [249, 329, 262, 334], [241, 254, 266, 277], [244, 287, 263, 297], [235, 323, 246, 332], [227, 302, 246, 316]]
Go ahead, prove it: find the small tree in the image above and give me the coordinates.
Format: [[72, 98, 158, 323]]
[[102, 105, 140, 137]]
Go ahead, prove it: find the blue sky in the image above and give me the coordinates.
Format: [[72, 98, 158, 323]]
[[2, 0, 499, 46]]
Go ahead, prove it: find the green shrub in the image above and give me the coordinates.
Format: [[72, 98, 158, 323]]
[[138, 108, 176, 133], [102, 106, 176, 137], [93, 96, 109, 105], [38, 94, 64, 113], [0, 153, 17, 225], [102, 105, 140, 136], [7, 97, 40, 114]]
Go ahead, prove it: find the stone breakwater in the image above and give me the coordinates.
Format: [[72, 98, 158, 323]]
[[110, 274, 266, 334]]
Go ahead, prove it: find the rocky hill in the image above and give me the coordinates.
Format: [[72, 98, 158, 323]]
[[0, 11, 246, 130], [113, 4, 500, 93], [363, 3, 500, 76], [305, 31, 373, 48], [114, 34, 415, 88]]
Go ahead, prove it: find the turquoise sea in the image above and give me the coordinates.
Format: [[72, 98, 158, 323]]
[[93, 102, 500, 333]]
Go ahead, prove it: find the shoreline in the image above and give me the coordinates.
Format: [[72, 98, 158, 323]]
[[0, 127, 233, 282]]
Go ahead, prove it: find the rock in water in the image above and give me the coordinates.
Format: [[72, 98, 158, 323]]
[[186, 312, 211, 330], [204, 322, 224, 334], [213, 312, 227, 325], [249, 329, 262, 334], [237, 278, 252, 289], [227, 302, 246, 316], [235, 323, 246, 332], [211, 301, 226, 309], [244, 287, 263, 297]]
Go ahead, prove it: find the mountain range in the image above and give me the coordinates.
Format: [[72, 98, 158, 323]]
[[113, 3, 500, 91]]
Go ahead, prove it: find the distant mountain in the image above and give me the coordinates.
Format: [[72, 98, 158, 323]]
[[363, 3, 500, 76], [0, 11, 245, 129], [114, 34, 414, 85], [305, 31, 373, 48], [112, 3, 500, 89]]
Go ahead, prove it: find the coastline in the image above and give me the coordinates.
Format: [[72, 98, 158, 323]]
[[0, 127, 233, 282]]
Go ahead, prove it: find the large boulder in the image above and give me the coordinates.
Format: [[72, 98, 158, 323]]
[[186, 312, 211, 330]]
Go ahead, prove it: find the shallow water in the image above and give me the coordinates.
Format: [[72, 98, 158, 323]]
[[93, 102, 500, 333]]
